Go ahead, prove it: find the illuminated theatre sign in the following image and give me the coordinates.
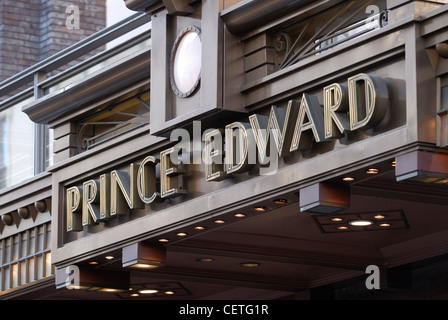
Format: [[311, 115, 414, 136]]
[[66, 73, 390, 232]]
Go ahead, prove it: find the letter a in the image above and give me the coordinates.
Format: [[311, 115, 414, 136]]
[[290, 93, 326, 152], [365, 265, 381, 290], [66, 5, 80, 31]]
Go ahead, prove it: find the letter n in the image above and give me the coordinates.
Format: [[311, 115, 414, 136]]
[[110, 164, 144, 216]]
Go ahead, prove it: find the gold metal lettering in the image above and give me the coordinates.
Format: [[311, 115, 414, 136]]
[[66, 186, 82, 232], [290, 93, 326, 152], [110, 164, 144, 216], [225, 122, 255, 175], [249, 103, 299, 163], [82, 180, 100, 226], [204, 129, 227, 182], [160, 148, 187, 198], [324, 83, 350, 139], [100, 174, 110, 221], [137, 156, 160, 204], [348, 73, 389, 131]]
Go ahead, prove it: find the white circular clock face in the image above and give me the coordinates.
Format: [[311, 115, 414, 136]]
[[171, 27, 202, 98]]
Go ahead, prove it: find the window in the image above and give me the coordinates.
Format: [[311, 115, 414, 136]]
[[106, 0, 150, 49], [274, 2, 388, 71], [0, 0, 149, 191], [436, 77, 448, 147], [0, 223, 52, 292], [0, 103, 34, 190], [0, 97, 52, 190], [78, 89, 150, 152], [443, 86, 448, 109]]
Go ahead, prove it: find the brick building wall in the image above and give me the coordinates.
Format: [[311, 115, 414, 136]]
[[0, 0, 106, 82]]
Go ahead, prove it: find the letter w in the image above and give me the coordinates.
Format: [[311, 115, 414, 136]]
[[249, 101, 299, 164]]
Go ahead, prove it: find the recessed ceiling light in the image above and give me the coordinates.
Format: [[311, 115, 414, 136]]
[[273, 199, 288, 205], [380, 223, 391, 228], [105, 256, 114, 260], [240, 262, 260, 268], [343, 177, 355, 182], [177, 232, 188, 237], [98, 288, 122, 293], [165, 291, 175, 295], [349, 220, 373, 227], [338, 226, 349, 230], [132, 263, 159, 269], [366, 168, 380, 175], [374, 215, 386, 220], [392, 161, 396, 167], [254, 206, 267, 212], [214, 220, 226, 224], [195, 226, 206, 230], [331, 217, 343, 222], [158, 238, 169, 243], [130, 293, 140, 297], [89, 261, 99, 265], [234, 213, 246, 218], [139, 289, 159, 294]]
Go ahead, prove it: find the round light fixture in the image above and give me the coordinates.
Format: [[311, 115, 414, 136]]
[[214, 220, 226, 224], [343, 177, 355, 182], [331, 217, 343, 222], [349, 220, 374, 227], [139, 289, 159, 295], [234, 213, 246, 218], [177, 232, 188, 237], [105, 256, 114, 260], [380, 223, 391, 228], [366, 168, 380, 175], [374, 215, 386, 220], [254, 206, 267, 212], [158, 238, 169, 243], [170, 26, 202, 98], [195, 226, 206, 231], [338, 226, 349, 230]]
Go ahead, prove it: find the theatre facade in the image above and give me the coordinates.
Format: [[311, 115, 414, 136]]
[[1, 0, 448, 300]]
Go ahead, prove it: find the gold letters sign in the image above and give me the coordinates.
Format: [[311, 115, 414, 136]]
[[66, 73, 389, 232]]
